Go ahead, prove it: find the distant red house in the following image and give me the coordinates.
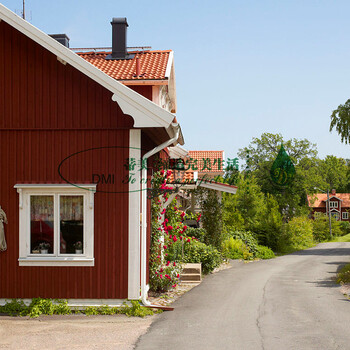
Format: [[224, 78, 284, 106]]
[[0, 5, 184, 305], [307, 189, 350, 221]]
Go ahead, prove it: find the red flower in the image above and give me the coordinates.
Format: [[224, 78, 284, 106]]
[[163, 245, 167, 249], [173, 236, 177, 242], [173, 262, 176, 266], [174, 206, 177, 211], [180, 212, 185, 218], [180, 236, 183, 240], [187, 238, 191, 243], [166, 261, 170, 266], [183, 225, 188, 231], [164, 218, 168, 224], [165, 253, 168, 256], [160, 274, 163, 279], [196, 214, 202, 222], [172, 284, 177, 288], [167, 225, 173, 231], [176, 273, 180, 278], [160, 170, 164, 176], [166, 170, 172, 177], [161, 209, 166, 215]]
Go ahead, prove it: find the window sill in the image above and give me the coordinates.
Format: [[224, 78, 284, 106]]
[[18, 257, 94, 267]]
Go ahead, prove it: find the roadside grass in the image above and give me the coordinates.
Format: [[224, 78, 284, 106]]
[[332, 233, 350, 243], [336, 263, 350, 284]]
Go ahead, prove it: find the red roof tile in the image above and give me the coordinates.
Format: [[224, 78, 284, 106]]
[[188, 151, 224, 173], [167, 170, 194, 184], [307, 193, 350, 208], [76, 50, 171, 81]]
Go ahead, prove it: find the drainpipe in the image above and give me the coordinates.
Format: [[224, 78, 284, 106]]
[[141, 123, 180, 306]]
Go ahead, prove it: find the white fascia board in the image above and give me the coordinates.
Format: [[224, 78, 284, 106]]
[[198, 181, 237, 194], [0, 4, 174, 129]]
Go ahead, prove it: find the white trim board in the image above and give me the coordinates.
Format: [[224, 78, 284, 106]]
[[0, 4, 175, 129], [128, 129, 141, 300]]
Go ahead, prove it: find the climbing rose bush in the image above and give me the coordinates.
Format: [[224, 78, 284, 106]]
[[149, 170, 183, 292]]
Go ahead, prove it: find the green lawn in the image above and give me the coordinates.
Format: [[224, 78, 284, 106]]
[[332, 233, 350, 242]]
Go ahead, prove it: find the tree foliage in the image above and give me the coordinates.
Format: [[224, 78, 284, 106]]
[[330, 99, 350, 144]]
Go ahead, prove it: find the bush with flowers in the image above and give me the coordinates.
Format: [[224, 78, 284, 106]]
[[149, 169, 226, 291], [149, 170, 183, 292]]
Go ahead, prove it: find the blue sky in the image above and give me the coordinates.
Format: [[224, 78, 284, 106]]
[[2, 0, 350, 162]]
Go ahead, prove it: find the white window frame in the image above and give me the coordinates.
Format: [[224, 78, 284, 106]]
[[14, 184, 96, 266], [329, 201, 338, 208], [342, 211, 349, 220]]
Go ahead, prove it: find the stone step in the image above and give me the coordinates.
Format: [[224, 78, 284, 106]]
[[181, 274, 201, 282], [180, 263, 202, 283], [182, 268, 201, 274]]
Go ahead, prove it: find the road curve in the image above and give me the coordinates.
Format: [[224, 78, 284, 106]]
[[136, 242, 350, 350]]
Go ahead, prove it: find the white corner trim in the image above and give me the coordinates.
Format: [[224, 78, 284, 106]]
[[0, 3, 175, 129], [128, 130, 141, 300]]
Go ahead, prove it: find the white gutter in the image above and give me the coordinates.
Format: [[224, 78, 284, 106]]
[[141, 123, 180, 306]]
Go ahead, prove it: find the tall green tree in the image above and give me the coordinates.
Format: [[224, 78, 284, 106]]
[[330, 99, 350, 144], [237, 133, 318, 220]]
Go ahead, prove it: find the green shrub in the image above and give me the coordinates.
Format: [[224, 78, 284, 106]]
[[229, 230, 259, 257], [186, 227, 207, 243], [182, 240, 222, 274], [256, 245, 275, 259], [313, 215, 342, 242], [0, 298, 157, 318], [222, 237, 252, 260], [336, 263, 350, 284], [340, 221, 350, 236], [281, 216, 314, 252], [120, 300, 155, 317], [0, 299, 27, 316]]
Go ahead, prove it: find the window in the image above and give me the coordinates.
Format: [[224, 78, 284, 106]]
[[331, 211, 340, 221], [15, 184, 96, 266], [342, 212, 349, 220], [329, 201, 338, 208]]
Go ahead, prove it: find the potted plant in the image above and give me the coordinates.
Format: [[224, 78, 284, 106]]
[[74, 241, 83, 254], [39, 242, 50, 254]]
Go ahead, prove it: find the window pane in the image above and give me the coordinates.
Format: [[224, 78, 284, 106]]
[[30, 196, 54, 254], [60, 196, 84, 254]]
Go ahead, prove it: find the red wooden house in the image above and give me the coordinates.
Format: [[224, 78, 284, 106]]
[[0, 5, 184, 305], [307, 189, 350, 222]]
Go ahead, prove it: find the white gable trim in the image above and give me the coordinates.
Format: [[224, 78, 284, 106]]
[[0, 4, 175, 129]]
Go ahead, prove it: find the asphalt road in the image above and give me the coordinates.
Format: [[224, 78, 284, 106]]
[[136, 242, 350, 350]]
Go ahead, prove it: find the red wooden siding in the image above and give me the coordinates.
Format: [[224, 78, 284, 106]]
[[0, 21, 134, 299]]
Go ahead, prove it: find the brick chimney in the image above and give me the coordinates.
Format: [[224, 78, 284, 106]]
[[331, 189, 336, 195]]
